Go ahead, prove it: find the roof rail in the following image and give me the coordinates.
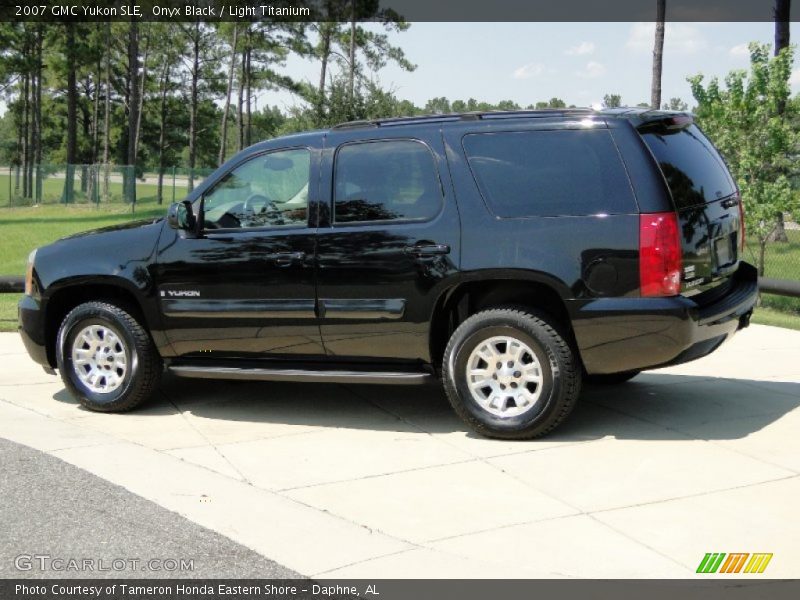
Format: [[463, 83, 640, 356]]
[[330, 108, 598, 131], [331, 119, 379, 130]]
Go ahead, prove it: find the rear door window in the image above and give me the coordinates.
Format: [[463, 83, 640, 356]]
[[640, 124, 736, 208], [333, 140, 443, 224], [462, 129, 636, 218]]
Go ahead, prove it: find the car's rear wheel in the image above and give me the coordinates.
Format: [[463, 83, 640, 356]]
[[442, 308, 581, 439], [56, 301, 161, 412], [584, 370, 640, 385]]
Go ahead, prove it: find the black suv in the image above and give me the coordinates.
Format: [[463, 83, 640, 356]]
[[19, 108, 758, 439]]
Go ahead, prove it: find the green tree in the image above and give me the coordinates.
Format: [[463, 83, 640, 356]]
[[603, 94, 622, 108], [424, 97, 451, 114], [1, 23, 45, 201], [179, 20, 222, 190], [531, 98, 567, 109], [662, 97, 688, 111], [496, 100, 521, 111], [689, 43, 799, 275], [307, 1, 414, 125], [144, 22, 186, 203]]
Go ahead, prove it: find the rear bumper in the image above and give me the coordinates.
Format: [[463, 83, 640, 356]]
[[18, 294, 51, 368], [572, 262, 758, 375]]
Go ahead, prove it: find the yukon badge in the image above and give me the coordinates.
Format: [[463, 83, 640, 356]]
[[160, 290, 201, 298]]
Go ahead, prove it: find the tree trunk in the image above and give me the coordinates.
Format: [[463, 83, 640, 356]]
[[22, 69, 29, 199], [245, 45, 251, 147], [34, 26, 43, 203], [24, 30, 34, 200], [237, 46, 245, 152], [134, 25, 150, 162], [651, 0, 666, 110], [91, 33, 100, 165], [348, 1, 356, 105], [88, 27, 100, 205], [126, 21, 140, 206], [219, 25, 238, 166], [64, 23, 78, 203], [187, 21, 200, 193], [157, 60, 170, 205], [775, 0, 791, 55], [80, 89, 90, 193], [770, 0, 791, 242], [27, 60, 35, 197], [102, 22, 111, 201], [317, 26, 331, 121], [14, 119, 21, 197]]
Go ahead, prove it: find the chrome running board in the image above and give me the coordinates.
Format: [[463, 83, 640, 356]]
[[168, 364, 433, 385]]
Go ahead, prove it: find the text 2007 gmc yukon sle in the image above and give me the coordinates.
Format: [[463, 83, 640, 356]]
[[19, 108, 758, 439]]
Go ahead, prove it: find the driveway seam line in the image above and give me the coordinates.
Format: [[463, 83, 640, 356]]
[[589, 473, 799, 516], [585, 397, 799, 475], [0, 397, 421, 556], [160, 390, 255, 486]]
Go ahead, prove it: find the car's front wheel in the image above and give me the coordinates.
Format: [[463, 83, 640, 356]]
[[442, 308, 581, 439], [56, 301, 161, 412]]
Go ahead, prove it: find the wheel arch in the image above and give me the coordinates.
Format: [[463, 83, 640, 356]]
[[43, 278, 151, 368], [429, 271, 574, 368]]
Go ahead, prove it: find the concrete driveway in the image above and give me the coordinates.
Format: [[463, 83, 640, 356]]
[[0, 324, 798, 578]]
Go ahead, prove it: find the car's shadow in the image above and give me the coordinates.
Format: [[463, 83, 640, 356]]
[[53, 371, 799, 442]]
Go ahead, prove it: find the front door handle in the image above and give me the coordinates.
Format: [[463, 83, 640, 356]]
[[404, 244, 450, 257], [267, 251, 306, 266]]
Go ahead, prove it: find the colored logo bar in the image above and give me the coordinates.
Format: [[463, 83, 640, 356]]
[[696, 553, 773, 574]]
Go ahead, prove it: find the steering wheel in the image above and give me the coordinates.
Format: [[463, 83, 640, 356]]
[[242, 194, 283, 226]]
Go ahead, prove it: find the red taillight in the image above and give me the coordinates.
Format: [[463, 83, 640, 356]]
[[640, 211, 682, 297], [737, 193, 746, 252]]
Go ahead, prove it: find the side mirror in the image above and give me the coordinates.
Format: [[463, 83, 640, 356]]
[[167, 200, 196, 231]]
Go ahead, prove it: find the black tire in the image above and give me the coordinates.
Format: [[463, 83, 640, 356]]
[[442, 307, 581, 440], [56, 301, 161, 412], [584, 370, 640, 385]]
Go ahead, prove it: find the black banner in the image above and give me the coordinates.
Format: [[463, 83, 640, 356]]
[[0, 0, 793, 23], [2, 579, 800, 600]]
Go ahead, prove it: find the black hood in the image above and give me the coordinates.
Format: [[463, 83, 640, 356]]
[[59, 217, 163, 241]]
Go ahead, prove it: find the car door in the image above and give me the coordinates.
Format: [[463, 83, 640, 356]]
[[315, 127, 460, 363], [154, 146, 324, 359]]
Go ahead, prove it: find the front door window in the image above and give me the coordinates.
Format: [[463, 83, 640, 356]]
[[203, 148, 310, 230]]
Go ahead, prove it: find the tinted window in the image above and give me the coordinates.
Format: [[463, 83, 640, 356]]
[[641, 124, 736, 208], [203, 148, 310, 229], [334, 140, 442, 223], [462, 129, 636, 218]]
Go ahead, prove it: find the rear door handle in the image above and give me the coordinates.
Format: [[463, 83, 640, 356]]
[[267, 251, 306, 266], [404, 244, 450, 257]]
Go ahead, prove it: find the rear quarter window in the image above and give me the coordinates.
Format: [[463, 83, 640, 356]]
[[640, 124, 736, 209], [462, 129, 636, 218]]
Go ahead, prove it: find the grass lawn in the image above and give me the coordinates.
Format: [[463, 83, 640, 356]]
[[0, 294, 18, 332], [0, 171, 193, 208], [744, 229, 800, 281], [750, 306, 800, 331], [0, 200, 167, 276]]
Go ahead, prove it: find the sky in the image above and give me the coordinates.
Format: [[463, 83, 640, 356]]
[[255, 21, 800, 112], [2, 21, 799, 116]]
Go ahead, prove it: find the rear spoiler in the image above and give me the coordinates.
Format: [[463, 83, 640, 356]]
[[636, 113, 694, 132]]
